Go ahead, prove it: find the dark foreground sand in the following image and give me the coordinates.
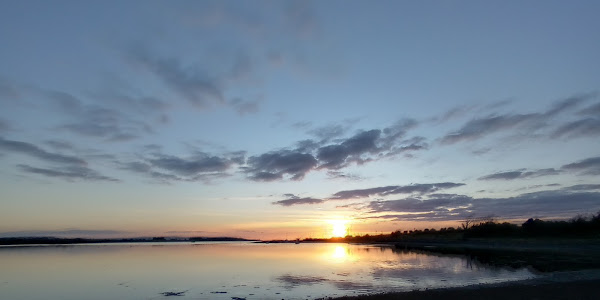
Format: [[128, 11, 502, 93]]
[[329, 270, 600, 300]]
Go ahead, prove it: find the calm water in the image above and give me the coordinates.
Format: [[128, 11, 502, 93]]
[[0, 242, 536, 300]]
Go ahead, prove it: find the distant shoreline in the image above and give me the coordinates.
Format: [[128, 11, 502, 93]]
[[0, 236, 256, 246]]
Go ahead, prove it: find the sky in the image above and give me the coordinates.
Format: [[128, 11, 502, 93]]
[[1, 0, 599, 239]]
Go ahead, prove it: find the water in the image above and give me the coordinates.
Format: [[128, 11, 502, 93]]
[[0, 242, 536, 300]]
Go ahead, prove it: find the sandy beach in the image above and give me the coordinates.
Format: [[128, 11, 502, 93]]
[[330, 269, 600, 300]]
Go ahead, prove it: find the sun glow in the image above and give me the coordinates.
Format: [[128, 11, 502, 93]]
[[329, 219, 349, 238]]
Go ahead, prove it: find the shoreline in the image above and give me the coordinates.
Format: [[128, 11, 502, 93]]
[[328, 269, 600, 300]]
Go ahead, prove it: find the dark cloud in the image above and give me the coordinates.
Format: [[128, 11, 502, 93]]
[[579, 102, 600, 116], [552, 118, 600, 138], [295, 139, 320, 152], [331, 185, 399, 200], [561, 156, 600, 175], [245, 150, 317, 181], [316, 129, 380, 169], [331, 182, 465, 200], [149, 154, 232, 176], [249, 119, 421, 180], [18, 164, 118, 182], [478, 168, 561, 180], [366, 188, 600, 222], [272, 195, 324, 206], [326, 171, 363, 181], [0, 137, 86, 165], [562, 184, 600, 191]]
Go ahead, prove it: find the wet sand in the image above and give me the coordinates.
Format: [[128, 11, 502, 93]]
[[330, 270, 600, 300]]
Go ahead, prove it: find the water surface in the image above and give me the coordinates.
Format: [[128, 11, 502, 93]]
[[0, 242, 536, 299]]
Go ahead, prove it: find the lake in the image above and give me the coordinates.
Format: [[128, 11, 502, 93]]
[[0, 242, 536, 300]]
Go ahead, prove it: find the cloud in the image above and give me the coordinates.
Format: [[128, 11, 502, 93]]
[[478, 168, 561, 180], [45, 90, 151, 141], [247, 118, 422, 181], [440, 113, 542, 144], [579, 102, 600, 116], [552, 118, 600, 139], [127, 49, 224, 108], [0, 137, 86, 165], [245, 150, 317, 181], [272, 194, 324, 206], [562, 184, 600, 191], [366, 188, 600, 222], [561, 156, 600, 175], [120, 150, 244, 183], [316, 129, 380, 169], [119, 161, 183, 183], [326, 171, 363, 181], [440, 94, 593, 144], [18, 164, 118, 182], [545, 94, 592, 116], [331, 182, 465, 200], [229, 98, 260, 115], [150, 154, 232, 176]]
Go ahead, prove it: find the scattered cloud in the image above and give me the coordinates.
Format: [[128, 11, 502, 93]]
[[307, 123, 351, 142], [120, 150, 244, 183], [0, 137, 86, 165], [561, 156, 600, 175], [579, 102, 600, 116], [245, 150, 317, 181], [18, 164, 119, 182], [45, 90, 151, 142], [331, 183, 465, 200], [229, 98, 260, 115], [316, 129, 380, 169], [478, 168, 561, 180], [552, 118, 600, 139], [440, 94, 594, 144], [272, 194, 324, 206], [440, 113, 543, 144], [366, 187, 600, 222], [127, 49, 224, 108]]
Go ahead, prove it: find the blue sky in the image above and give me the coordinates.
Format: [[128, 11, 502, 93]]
[[1, 0, 599, 239]]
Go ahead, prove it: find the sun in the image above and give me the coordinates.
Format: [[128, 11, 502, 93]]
[[330, 220, 349, 238]]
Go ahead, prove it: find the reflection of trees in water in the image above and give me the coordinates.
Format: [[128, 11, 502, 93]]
[[387, 246, 500, 271]]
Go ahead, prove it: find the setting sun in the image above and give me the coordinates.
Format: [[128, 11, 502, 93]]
[[330, 220, 349, 238]]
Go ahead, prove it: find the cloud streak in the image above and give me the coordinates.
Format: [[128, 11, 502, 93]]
[[0, 137, 86, 165], [18, 164, 118, 182], [478, 168, 561, 180]]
